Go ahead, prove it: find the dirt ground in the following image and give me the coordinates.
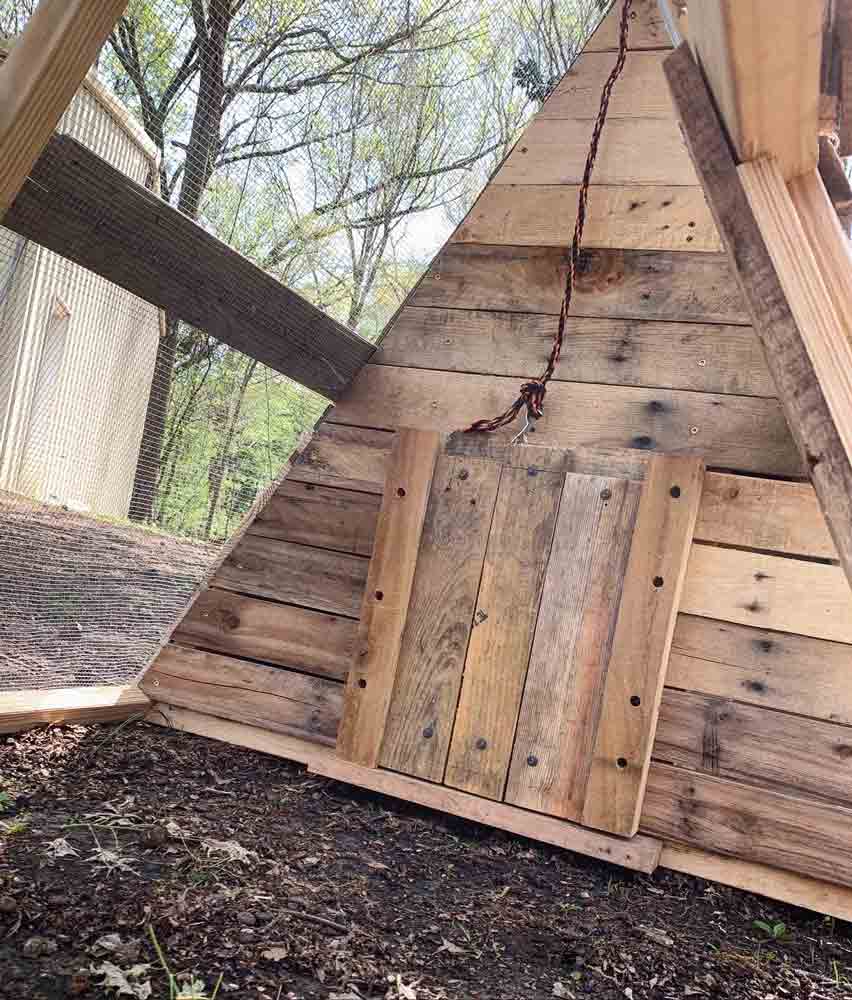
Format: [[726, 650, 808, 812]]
[[2, 721, 852, 1000], [0, 492, 216, 691]]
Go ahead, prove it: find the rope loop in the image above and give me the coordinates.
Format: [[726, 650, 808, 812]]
[[461, 0, 633, 437]]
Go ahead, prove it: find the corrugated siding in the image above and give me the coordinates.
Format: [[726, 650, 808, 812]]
[[0, 77, 160, 517]]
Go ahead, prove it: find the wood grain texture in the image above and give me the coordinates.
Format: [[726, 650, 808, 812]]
[[659, 843, 852, 922], [540, 50, 674, 119], [642, 763, 852, 888], [681, 544, 852, 645], [214, 534, 367, 618], [336, 429, 440, 766], [583, 455, 703, 836], [378, 308, 772, 397], [695, 473, 836, 558], [504, 475, 641, 817], [689, 0, 822, 181], [668, 615, 852, 724], [311, 755, 663, 873], [655, 688, 852, 807], [291, 424, 392, 494], [443, 466, 564, 798], [251, 480, 380, 556], [141, 644, 342, 745], [494, 118, 697, 187], [174, 588, 356, 681], [0, 685, 149, 734], [378, 455, 502, 781], [740, 160, 852, 488], [452, 184, 721, 252], [665, 44, 852, 605], [586, 0, 677, 52], [146, 703, 336, 768], [0, 0, 128, 217], [331, 366, 800, 478], [410, 244, 750, 324], [4, 135, 373, 399]]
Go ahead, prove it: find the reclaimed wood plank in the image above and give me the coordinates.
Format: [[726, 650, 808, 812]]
[[336, 429, 440, 766], [3, 135, 373, 399], [642, 763, 852, 888], [378, 309, 772, 397], [250, 480, 380, 556], [664, 44, 852, 603], [410, 245, 750, 324], [330, 367, 800, 478], [540, 50, 674, 119], [443, 466, 565, 798], [141, 644, 342, 746], [494, 118, 697, 187], [681, 544, 852, 645], [586, 0, 676, 52], [378, 455, 503, 780], [668, 615, 852, 724], [174, 588, 356, 682], [504, 475, 641, 816], [0, 0, 128, 217], [311, 755, 663, 874], [655, 688, 852, 806], [214, 535, 367, 618], [659, 843, 852, 922], [0, 685, 149, 734], [582, 455, 703, 835], [290, 424, 393, 494], [695, 473, 836, 558], [452, 184, 720, 252]]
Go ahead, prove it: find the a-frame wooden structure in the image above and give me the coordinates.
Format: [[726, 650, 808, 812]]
[[4, 0, 852, 921]]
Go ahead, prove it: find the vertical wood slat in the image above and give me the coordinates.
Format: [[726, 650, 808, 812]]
[[443, 467, 565, 799], [335, 429, 440, 767], [504, 475, 642, 817], [0, 0, 129, 217], [582, 454, 704, 836], [378, 455, 503, 780]]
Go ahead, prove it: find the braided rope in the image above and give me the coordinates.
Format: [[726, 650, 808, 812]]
[[462, 0, 633, 436]]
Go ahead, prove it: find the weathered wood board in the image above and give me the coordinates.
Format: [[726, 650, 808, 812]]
[[336, 431, 703, 838]]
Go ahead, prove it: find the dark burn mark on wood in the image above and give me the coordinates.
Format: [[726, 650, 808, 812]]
[[744, 599, 762, 613], [632, 435, 654, 449], [628, 200, 643, 211], [754, 571, 772, 582], [742, 679, 766, 694], [834, 744, 852, 759], [647, 400, 667, 414], [754, 638, 774, 653]]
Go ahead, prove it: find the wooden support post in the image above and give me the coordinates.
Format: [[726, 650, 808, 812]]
[[664, 43, 852, 592], [0, 0, 129, 217], [688, 0, 823, 181], [0, 686, 150, 734]]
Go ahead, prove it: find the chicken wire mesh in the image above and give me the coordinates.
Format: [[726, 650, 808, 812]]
[[0, 0, 606, 691]]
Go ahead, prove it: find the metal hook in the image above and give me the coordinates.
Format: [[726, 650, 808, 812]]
[[511, 413, 532, 445]]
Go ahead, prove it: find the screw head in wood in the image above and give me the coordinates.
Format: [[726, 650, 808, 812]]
[[527, 754, 538, 767], [422, 725, 434, 739], [600, 488, 612, 500], [670, 485, 681, 498], [689, 426, 699, 435], [697, 359, 706, 367], [475, 738, 488, 750]]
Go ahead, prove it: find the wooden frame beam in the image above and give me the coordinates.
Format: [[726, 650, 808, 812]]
[[0, 0, 129, 217], [664, 43, 852, 590], [688, 0, 823, 181], [3, 135, 375, 400], [0, 685, 150, 734]]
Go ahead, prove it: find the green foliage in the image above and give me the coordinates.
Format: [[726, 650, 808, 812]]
[[753, 919, 788, 941], [0, 790, 12, 814]]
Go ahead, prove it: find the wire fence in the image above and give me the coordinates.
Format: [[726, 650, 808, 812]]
[[0, 0, 606, 690]]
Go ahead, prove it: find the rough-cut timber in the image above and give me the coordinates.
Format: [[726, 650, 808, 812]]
[[336, 430, 440, 767], [0, 0, 128, 217], [664, 43, 852, 592], [0, 686, 149, 734], [3, 135, 374, 400]]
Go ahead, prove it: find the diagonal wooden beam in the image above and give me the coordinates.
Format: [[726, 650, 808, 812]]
[[664, 43, 852, 589], [2, 135, 375, 400], [687, 0, 823, 182], [0, 0, 129, 218]]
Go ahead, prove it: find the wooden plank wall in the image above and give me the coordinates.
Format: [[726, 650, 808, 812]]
[[144, 1, 852, 894]]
